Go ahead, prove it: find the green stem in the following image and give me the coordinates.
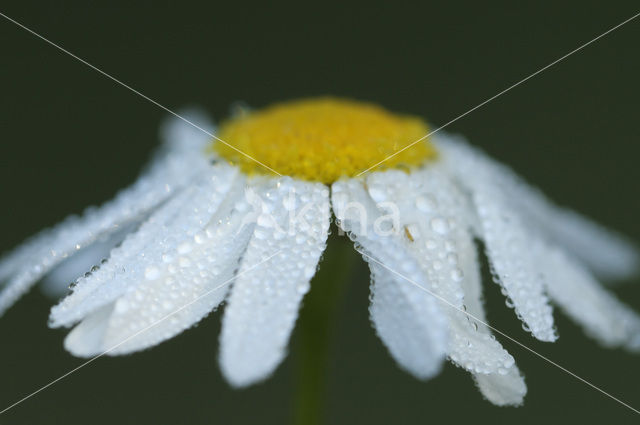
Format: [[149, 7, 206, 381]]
[[292, 232, 354, 425]]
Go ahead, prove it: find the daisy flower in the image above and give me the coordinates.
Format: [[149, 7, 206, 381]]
[[1, 97, 639, 406]]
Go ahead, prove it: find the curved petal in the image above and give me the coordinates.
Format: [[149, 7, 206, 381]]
[[219, 177, 330, 387], [454, 205, 527, 406], [435, 134, 638, 280], [50, 164, 238, 328], [539, 244, 640, 351], [474, 367, 526, 407], [434, 136, 556, 341], [40, 223, 135, 299], [56, 165, 246, 356], [332, 178, 448, 380], [0, 112, 214, 315], [366, 168, 525, 405]]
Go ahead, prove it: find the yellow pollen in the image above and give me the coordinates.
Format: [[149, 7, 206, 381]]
[[214, 97, 437, 183]]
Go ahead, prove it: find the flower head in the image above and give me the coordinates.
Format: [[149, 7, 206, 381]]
[[1, 98, 638, 406], [214, 97, 436, 183]]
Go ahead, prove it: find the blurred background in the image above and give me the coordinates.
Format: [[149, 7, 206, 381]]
[[1, 1, 639, 424]]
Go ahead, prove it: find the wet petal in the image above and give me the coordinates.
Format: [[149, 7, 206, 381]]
[[219, 178, 330, 387], [56, 166, 246, 356], [539, 244, 640, 351], [435, 136, 556, 341], [0, 112, 214, 315], [474, 366, 526, 407], [367, 168, 524, 404], [332, 178, 448, 379], [435, 134, 638, 280], [40, 223, 135, 299], [50, 164, 238, 328]]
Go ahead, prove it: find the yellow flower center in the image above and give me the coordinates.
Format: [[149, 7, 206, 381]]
[[214, 97, 437, 183]]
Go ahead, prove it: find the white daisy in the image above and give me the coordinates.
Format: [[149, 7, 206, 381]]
[[1, 98, 638, 406]]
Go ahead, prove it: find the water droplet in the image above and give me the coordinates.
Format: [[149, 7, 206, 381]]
[[115, 300, 130, 314], [430, 217, 449, 234], [368, 186, 386, 203], [282, 196, 297, 211], [296, 281, 310, 294], [303, 266, 315, 279], [450, 268, 464, 282], [425, 239, 437, 250], [177, 242, 192, 254], [257, 214, 274, 228], [162, 253, 173, 263], [145, 266, 160, 280], [415, 195, 437, 213]]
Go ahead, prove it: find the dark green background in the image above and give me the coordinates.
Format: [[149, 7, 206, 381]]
[[1, 2, 639, 424]]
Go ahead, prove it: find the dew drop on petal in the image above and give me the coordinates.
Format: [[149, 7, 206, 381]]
[[303, 266, 316, 279], [282, 196, 297, 211], [257, 214, 274, 228], [430, 217, 449, 234], [450, 268, 464, 282], [296, 281, 310, 294], [177, 242, 192, 254], [368, 186, 386, 203], [415, 195, 437, 213], [145, 266, 160, 280]]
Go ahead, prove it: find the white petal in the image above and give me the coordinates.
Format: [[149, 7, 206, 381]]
[[367, 168, 524, 404], [0, 113, 213, 315], [159, 108, 215, 154], [452, 213, 527, 406], [53, 166, 240, 356], [448, 199, 526, 406], [50, 164, 238, 328], [219, 177, 330, 387], [40, 223, 135, 299], [474, 367, 527, 407], [49, 186, 194, 327], [366, 169, 465, 308], [367, 264, 446, 379], [539, 244, 640, 351], [332, 178, 448, 379], [64, 304, 114, 355], [435, 134, 638, 280], [448, 207, 526, 404], [65, 175, 252, 356], [435, 136, 556, 341]]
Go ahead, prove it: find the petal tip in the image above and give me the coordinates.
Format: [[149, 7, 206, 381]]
[[474, 367, 527, 407]]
